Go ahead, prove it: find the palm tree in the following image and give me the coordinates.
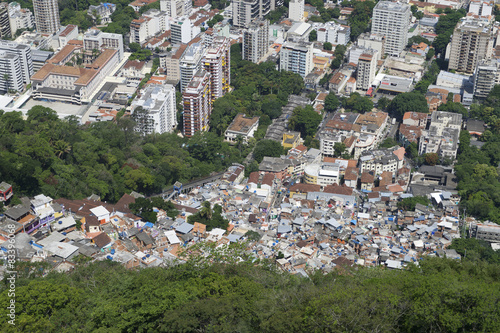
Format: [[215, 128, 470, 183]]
[[53, 140, 71, 158], [3, 74, 9, 94], [199, 201, 212, 220], [235, 135, 244, 151]]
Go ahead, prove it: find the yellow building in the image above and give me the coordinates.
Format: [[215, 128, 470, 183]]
[[282, 131, 302, 149]]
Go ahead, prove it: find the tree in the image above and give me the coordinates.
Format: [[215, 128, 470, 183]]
[[343, 93, 373, 113], [432, 33, 451, 55], [407, 36, 430, 47], [187, 203, 228, 230], [253, 140, 284, 163], [288, 105, 322, 138], [406, 142, 419, 159], [424, 152, 439, 166], [388, 92, 429, 120], [244, 230, 261, 241], [324, 93, 340, 112], [426, 48, 435, 60], [330, 57, 342, 69], [377, 97, 390, 111], [27, 105, 59, 124], [309, 30, 317, 41], [53, 140, 71, 159], [397, 196, 430, 211], [379, 138, 398, 148], [2, 74, 9, 93], [437, 101, 468, 117], [334, 142, 346, 157], [323, 42, 332, 51]]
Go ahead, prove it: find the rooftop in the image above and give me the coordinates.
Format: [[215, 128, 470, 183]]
[[226, 114, 259, 134]]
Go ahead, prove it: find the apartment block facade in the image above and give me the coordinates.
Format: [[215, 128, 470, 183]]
[[280, 41, 313, 77], [0, 40, 33, 85], [371, 1, 410, 57], [171, 16, 200, 44], [180, 42, 205, 92], [202, 36, 230, 102], [473, 59, 500, 98], [0, 3, 10, 38], [448, 19, 492, 74], [8, 2, 35, 36], [160, 0, 184, 18], [33, 0, 60, 34], [242, 19, 269, 63], [419, 111, 463, 159], [131, 84, 177, 135], [83, 29, 124, 62], [0, 51, 23, 93], [183, 70, 212, 137], [356, 50, 378, 90], [130, 10, 170, 45], [288, 0, 304, 22], [232, 0, 272, 28]]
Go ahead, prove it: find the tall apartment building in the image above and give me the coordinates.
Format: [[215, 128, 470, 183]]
[[280, 41, 313, 78], [183, 70, 212, 137], [180, 42, 205, 92], [83, 29, 124, 61], [0, 51, 23, 93], [0, 40, 33, 85], [202, 36, 230, 102], [371, 1, 410, 57], [357, 50, 378, 90], [160, 0, 184, 17], [183, 0, 192, 16], [171, 16, 200, 44], [288, 0, 304, 22], [0, 3, 11, 38], [33, 0, 60, 34], [131, 84, 177, 135], [473, 59, 500, 98], [448, 19, 493, 74], [242, 19, 269, 63], [232, 0, 272, 28]]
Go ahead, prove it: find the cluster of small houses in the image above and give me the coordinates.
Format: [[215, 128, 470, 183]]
[[0, 152, 498, 277]]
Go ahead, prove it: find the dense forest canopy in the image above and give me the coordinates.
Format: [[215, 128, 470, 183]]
[[1, 238, 500, 332], [0, 107, 244, 201]]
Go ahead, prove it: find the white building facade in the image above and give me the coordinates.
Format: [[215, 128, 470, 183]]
[[371, 1, 410, 57], [131, 84, 177, 135]]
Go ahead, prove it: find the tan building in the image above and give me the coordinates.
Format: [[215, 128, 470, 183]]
[[31, 49, 119, 104], [160, 44, 188, 85], [33, 0, 60, 34], [356, 50, 378, 90], [448, 19, 493, 74]]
